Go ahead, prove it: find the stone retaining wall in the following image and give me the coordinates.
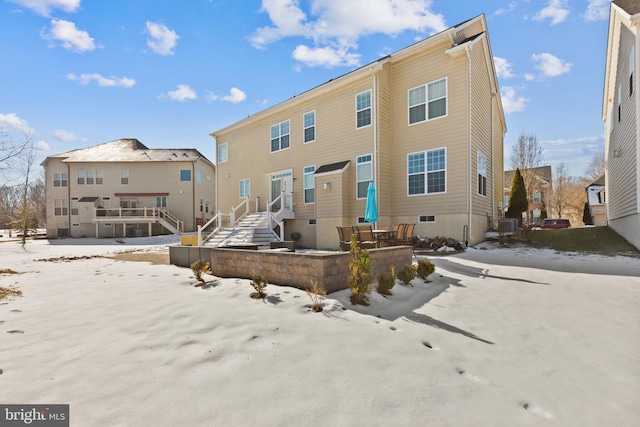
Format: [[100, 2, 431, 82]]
[[208, 246, 413, 293]]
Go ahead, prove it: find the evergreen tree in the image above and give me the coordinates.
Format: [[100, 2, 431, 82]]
[[506, 168, 528, 224], [582, 202, 593, 225]]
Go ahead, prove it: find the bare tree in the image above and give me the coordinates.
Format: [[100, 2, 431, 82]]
[[1, 126, 33, 186], [549, 163, 588, 225], [585, 149, 605, 182], [510, 132, 544, 220], [16, 141, 39, 245]]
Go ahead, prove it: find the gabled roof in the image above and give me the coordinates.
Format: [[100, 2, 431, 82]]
[[42, 138, 213, 166], [588, 175, 606, 186], [504, 166, 552, 186], [211, 14, 506, 137]]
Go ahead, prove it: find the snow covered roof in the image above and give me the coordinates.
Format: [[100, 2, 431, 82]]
[[43, 139, 213, 165]]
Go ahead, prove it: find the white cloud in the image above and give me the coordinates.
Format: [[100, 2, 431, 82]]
[[533, 0, 570, 25], [292, 44, 360, 68], [524, 73, 535, 81], [146, 21, 179, 56], [41, 19, 95, 53], [52, 129, 87, 141], [8, 0, 80, 17], [0, 113, 35, 134], [494, 57, 514, 79], [494, 2, 517, 16], [207, 88, 248, 104], [35, 140, 50, 151], [164, 84, 197, 101], [250, 0, 446, 68], [583, 0, 609, 22], [531, 53, 572, 77], [500, 86, 529, 113], [221, 87, 247, 104], [67, 73, 136, 87]]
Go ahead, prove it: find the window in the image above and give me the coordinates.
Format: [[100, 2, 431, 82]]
[[156, 197, 167, 208], [356, 91, 372, 128], [630, 46, 635, 96], [270, 120, 290, 152], [86, 170, 94, 185], [617, 84, 622, 122], [356, 154, 372, 199], [53, 173, 67, 187], [239, 178, 250, 198], [408, 148, 446, 195], [196, 171, 202, 183], [308, 219, 316, 226], [72, 223, 80, 227], [200, 198, 204, 212], [121, 169, 129, 185], [102, 197, 111, 209], [71, 198, 79, 216], [408, 78, 447, 124], [96, 170, 104, 185], [54, 199, 68, 216], [533, 192, 542, 204], [180, 169, 191, 181], [205, 199, 209, 213], [477, 151, 487, 196], [304, 165, 315, 203], [408, 85, 426, 124], [418, 215, 436, 223], [218, 142, 228, 163], [77, 170, 85, 185], [303, 111, 316, 143]]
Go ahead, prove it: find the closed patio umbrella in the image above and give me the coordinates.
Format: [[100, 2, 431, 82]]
[[365, 182, 378, 223]]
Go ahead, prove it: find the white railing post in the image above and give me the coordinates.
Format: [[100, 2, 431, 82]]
[[255, 197, 259, 212]]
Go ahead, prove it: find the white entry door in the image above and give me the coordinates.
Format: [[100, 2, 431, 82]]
[[270, 171, 293, 211]]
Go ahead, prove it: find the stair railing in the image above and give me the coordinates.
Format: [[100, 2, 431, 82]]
[[156, 208, 183, 233], [266, 192, 286, 241], [197, 210, 225, 246], [230, 197, 250, 228]]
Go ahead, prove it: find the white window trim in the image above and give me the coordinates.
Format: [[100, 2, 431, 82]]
[[477, 150, 487, 197], [303, 111, 316, 143], [218, 142, 229, 163], [407, 147, 447, 196], [418, 215, 436, 223], [270, 120, 291, 153], [356, 154, 373, 200], [239, 178, 250, 198], [355, 90, 372, 129], [408, 77, 448, 126], [303, 165, 316, 204]]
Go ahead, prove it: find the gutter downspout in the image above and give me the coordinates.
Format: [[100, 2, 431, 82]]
[[371, 65, 379, 228], [491, 91, 496, 225], [67, 162, 71, 237], [466, 45, 473, 245], [192, 160, 197, 233]]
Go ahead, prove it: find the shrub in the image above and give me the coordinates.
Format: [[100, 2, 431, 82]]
[[190, 259, 210, 287], [249, 274, 268, 299], [304, 280, 326, 312], [348, 234, 373, 305], [396, 264, 416, 286], [376, 266, 396, 296], [416, 259, 435, 282]]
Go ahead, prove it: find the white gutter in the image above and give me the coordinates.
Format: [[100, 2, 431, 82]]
[[467, 46, 473, 244]]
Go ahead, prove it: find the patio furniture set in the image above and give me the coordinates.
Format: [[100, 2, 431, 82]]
[[336, 223, 415, 250]]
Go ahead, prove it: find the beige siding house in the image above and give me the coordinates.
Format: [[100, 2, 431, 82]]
[[41, 139, 215, 238], [211, 14, 506, 250], [603, 0, 640, 249]]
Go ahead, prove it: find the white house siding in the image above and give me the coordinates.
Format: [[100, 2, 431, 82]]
[[604, 3, 640, 249]]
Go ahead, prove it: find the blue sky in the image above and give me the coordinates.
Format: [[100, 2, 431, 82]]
[[0, 0, 611, 178]]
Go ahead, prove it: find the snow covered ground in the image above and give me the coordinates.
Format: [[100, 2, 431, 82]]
[[1, 235, 638, 426]]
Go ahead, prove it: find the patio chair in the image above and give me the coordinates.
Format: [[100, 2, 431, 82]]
[[337, 226, 355, 251], [353, 225, 377, 249], [388, 223, 406, 246]]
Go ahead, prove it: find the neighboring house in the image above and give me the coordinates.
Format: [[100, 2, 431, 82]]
[[210, 14, 506, 250], [41, 139, 215, 238], [603, 0, 640, 249], [586, 176, 607, 226], [504, 166, 552, 222]]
